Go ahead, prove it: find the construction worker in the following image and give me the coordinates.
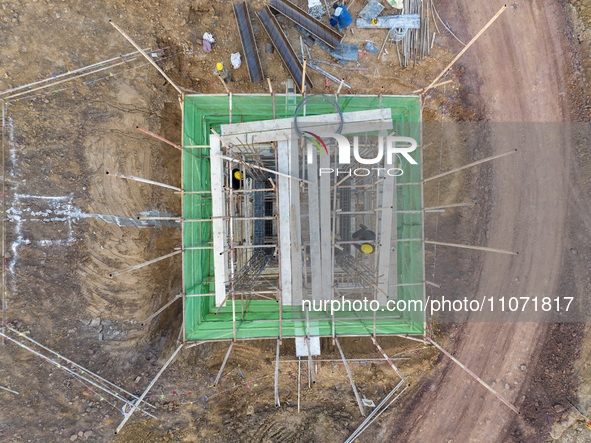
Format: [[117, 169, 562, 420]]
[[329, 3, 353, 32], [214, 62, 234, 82], [352, 224, 376, 254], [231, 168, 243, 190]]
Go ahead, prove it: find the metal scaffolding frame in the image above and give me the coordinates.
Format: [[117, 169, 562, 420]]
[[178, 97, 433, 354]]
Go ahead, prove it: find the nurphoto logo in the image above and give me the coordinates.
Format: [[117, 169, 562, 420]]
[[303, 132, 418, 177]]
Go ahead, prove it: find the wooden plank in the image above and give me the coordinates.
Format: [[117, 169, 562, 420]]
[[220, 109, 392, 145], [210, 137, 227, 306], [378, 125, 396, 304], [319, 146, 332, 300], [307, 149, 323, 301], [377, 174, 396, 304], [222, 120, 392, 145], [356, 14, 421, 29], [289, 137, 303, 306], [221, 108, 391, 135], [277, 141, 292, 305]]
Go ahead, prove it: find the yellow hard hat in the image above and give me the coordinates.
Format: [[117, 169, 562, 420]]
[[216, 62, 224, 71], [234, 170, 243, 180], [361, 244, 374, 254]]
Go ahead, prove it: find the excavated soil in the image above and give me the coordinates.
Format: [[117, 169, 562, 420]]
[[0, 0, 590, 442]]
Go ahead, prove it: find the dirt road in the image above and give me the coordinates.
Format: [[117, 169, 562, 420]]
[[386, 0, 577, 441]]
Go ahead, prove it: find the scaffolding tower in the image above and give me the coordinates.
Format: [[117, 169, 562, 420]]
[[182, 94, 424, 343]]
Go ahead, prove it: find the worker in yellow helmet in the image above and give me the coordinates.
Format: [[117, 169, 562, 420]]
[[352, 224, 376, 254], [214, 62, 234, 82], [231, 168, 243, 190], [360, 244, 374, 254]]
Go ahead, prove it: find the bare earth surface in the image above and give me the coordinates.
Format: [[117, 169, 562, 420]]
[[1, 0, 590, 441]]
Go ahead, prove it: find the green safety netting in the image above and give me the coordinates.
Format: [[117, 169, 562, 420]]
[[183, 94, 423, 341]]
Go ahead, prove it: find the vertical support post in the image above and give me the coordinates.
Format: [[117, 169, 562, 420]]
[[180, 96, 186, 342], [335, 337, 365, 416], [289, 135, 303, 305], [377, 125, 395, 308], [297, 357, 301, 413], [229, 92, 233, 124], [275, 339, 281, 406], [228, 143, 237, 341], [275, 142, 288, 340], [319, 143, 332, 301], [419, 119, 427, 338], [115, 344, 183, 434], [209, 136, 227, 307], [306, 147, 323, 300], [267, 77, 276, 118], [330, 147, 338, 340], [213, 341, 234, 386], [301, 58, 307, 95], [306, 337, 316, 384]]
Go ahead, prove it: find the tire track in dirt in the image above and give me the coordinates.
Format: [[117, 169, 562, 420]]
[[385, 0, 574, 441]]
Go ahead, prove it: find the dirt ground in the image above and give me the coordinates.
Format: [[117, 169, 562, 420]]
[[0, 0, 590, 442]]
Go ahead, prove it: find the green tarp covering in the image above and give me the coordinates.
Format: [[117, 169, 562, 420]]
[[183, 94, 423, 341]]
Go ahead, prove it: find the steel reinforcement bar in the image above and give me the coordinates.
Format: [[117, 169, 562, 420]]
[[269, 0, 342, 49], [233, 2, 264, 83], [258, 6, 313, 93]]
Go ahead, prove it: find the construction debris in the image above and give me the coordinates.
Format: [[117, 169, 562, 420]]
[[358, 0, 385, 22], [365, 41, 379, 55], [230, 53, 242, 69], [307, 0, 326, 20], [231, 53, 242, 69], [303, 35, 315, 47], [203, 32, 215, 53], [296, 25, 359, 63], [305, 62, 351, 89]]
